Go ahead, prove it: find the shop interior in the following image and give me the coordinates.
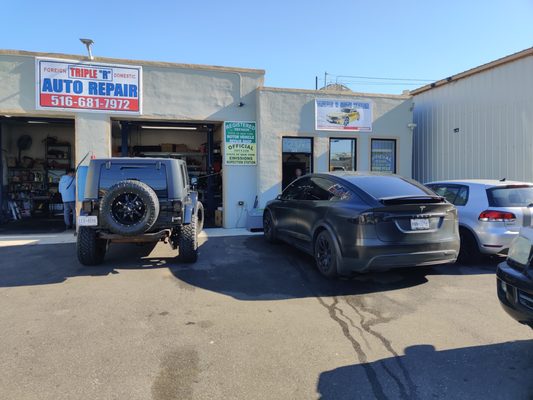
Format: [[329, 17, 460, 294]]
[[0, 116, 75, 232], [112, 120, 223, 227]]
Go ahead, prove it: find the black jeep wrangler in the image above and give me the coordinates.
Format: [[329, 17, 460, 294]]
[[77, 158, 204, 265]]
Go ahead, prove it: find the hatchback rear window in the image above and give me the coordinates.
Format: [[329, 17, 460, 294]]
[[486, 186, 533, 207], [343, 176, 432, 199], [99, 163, 168, 197]]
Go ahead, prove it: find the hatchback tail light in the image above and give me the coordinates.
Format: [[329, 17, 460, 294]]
[[478, 210, 516, 222]]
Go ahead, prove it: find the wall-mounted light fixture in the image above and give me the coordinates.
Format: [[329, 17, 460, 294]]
[[407, 123, 417, 130], [453, 128, 460, 133], [238, 102, 245, 107], [79, 38, 94, 60]]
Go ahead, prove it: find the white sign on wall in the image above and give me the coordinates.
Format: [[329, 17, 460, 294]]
[[315, 99, 372, 131], [35, 58, 142, 114]]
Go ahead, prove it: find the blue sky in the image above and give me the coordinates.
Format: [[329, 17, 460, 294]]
[[2, 0, 533, 94]]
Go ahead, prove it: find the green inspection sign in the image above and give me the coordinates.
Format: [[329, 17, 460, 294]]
[[224, 121, 257, 165]]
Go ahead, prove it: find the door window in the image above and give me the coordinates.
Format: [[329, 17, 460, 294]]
[[282, 137, 313, 190], [308, 177, 354, 201]]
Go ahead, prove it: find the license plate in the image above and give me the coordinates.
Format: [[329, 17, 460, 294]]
[[78, 215, 98, 226], [410, 218, 430, 230]]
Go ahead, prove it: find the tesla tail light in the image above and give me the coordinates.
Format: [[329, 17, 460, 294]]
[[356, 212, 385, 224], [478, 210, 516, 222]]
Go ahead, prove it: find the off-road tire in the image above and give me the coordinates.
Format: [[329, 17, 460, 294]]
[[263, 211, 279, 244], [314, 230, 339, 278], [179, 213, 198, 263], [196, 202, 204, 233], [458, 228, 482, 265], [77, 227, 107, 266], [99, 180, 159, 236]]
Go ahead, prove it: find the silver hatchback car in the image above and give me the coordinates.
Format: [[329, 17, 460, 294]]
[[425, 179, 533, 263]]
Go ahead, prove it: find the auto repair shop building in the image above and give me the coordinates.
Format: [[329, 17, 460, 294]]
[[0, 49, 413, 229]]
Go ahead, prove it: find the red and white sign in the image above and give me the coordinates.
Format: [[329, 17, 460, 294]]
[[35, 58, 142, 114]]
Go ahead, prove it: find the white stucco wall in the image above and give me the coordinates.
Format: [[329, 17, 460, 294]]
[[0, 50, 265, 228], [256, 88, 413, 207]]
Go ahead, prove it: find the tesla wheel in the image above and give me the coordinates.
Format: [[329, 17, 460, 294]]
[[263, 211, 278, 244], [458, 229, 482, 265], [343, 116, 350, 127], [314, 230, 338, 278]]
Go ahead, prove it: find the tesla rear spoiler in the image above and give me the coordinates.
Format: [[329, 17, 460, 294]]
[[379, 195, 446, 205]]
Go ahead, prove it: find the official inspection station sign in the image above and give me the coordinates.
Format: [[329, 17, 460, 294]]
[[224, 121, 256, 165], [36, 58, 142, 113], [315, 99, 372, 131]]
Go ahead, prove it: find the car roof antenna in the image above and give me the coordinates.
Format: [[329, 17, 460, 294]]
[[500, 177, 506, 182]]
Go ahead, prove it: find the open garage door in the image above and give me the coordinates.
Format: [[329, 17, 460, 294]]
[[0, 116, 75, 233], [113, 120, 223, 227]]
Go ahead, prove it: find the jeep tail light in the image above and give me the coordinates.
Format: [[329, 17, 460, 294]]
[[171, 200, 182, 212], [478, 210, 516, 222], [82, 201, 93, 213]]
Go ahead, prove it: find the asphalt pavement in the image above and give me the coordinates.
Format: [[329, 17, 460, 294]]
[[0, 235, 531, 400]]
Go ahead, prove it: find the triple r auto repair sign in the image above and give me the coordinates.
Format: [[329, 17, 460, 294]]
[[35, 58, 142, 113]]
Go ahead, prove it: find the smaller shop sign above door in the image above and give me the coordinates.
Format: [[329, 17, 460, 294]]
[[315, 99, 372, 131], [35, 58, 142, 114], [224, 121, 257, 165]]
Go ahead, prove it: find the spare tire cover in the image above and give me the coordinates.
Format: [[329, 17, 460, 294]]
[[100, 180, 160, 235]]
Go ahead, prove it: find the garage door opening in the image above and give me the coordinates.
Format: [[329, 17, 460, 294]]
[[0, 116, 75, 233], [113, 120, 223, 228]]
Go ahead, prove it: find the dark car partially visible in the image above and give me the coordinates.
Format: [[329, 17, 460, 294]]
[[263, 172, 459, 278], [497, 229, 533, 329]]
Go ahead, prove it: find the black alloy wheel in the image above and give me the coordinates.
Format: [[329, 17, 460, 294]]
[[314, 230, 338, 278], [263, 212, 277, 243], [111, 193, 146, 225]]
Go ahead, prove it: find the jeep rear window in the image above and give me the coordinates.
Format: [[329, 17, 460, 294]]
[[486, 185, 533, 207], [98, 163, 168, 197]]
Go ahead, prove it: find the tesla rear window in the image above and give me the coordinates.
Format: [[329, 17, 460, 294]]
[[344, 176, 431, 199], [487, 186, 533, 207], [99, 163, 168, 197]]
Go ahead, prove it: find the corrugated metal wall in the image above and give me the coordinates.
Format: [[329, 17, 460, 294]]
[[413, 55, 533, 183]]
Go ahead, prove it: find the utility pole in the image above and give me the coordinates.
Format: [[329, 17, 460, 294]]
[[324, 72, 328, 88], [315, 76, 318, 90]]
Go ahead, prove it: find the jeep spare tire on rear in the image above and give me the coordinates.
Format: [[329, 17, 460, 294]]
[[99, 179, 160, 236]]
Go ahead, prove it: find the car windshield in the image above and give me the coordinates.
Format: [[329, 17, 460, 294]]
[[486, 186, 533, 207], [343, 175, 433, 199]]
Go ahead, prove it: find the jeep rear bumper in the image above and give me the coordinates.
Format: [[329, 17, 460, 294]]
[[99, 229, 171, 243]]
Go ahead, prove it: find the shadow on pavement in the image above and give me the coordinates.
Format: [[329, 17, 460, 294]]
[[0, 242, 172, 287], [0, 235, 501, 298], [168, 236, 500, 301], [316, 340, 533, 400]]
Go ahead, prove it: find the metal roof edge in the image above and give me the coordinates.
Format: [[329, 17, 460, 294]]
[[0, 49, 266, 75], [411, 47, 533, 96]]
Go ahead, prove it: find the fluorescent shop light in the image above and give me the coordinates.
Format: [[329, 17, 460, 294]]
[[140, 126, 197, 130]]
